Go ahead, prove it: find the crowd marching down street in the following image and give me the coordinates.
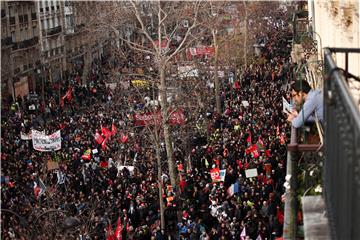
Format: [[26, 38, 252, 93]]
[[1, 20, 296, 240]]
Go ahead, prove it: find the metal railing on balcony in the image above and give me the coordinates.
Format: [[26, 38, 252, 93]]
[[11, 37, 39, 51], [323, 48, 360, 240], [1, 37, 13, 46], [43, 26, 62, 36]]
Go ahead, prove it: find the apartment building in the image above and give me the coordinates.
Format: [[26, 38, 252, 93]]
[[37, 0, 66, 84], [1, 1, 40, 100], [1, 1, 109, 100]]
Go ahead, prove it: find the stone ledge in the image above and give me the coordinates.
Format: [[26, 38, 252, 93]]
[[302, 196, 331, 240]]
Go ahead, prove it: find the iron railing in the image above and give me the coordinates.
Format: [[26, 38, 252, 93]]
[[12, 37, 39, 51], [323, 48, 360, 240]]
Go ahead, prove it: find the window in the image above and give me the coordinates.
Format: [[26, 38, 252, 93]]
[[9, 6, 14, 16], [23, 28, 28, 40], [19, 15, 23, 23], [40, 8, 43, 12], [45, 7, 49, 12], [23, 14, 28, 23], [11, 31, 16, 42], [54, 16, 59, 27], [51, 6, 54, 11], [32, 26, 37, 37]]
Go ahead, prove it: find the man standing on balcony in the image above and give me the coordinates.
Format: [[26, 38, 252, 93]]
[[287, 80, 323, 128]]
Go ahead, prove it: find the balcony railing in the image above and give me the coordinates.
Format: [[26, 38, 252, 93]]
[[12, 37, 39, 51], [323, 48, 360, 240], [1, 37, 13, 46], [43, 26, 62, 36]]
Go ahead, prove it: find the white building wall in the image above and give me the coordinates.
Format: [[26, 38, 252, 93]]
[[309, 0, 360, 104]]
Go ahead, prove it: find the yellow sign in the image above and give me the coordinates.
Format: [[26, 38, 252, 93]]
[[131, 80, 151, 88]]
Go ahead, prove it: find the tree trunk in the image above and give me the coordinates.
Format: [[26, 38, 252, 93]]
[[212, 30, 222, 114], [243, 1, 248, 69], [155, 140, 165, 230], [158, 63, 177, 189], [81, 46, 92, 85]]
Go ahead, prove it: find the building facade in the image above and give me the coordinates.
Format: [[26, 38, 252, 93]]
[[1, 1, 109, 100], [308, 0, 359, 104], [1, 1, 41, 100]]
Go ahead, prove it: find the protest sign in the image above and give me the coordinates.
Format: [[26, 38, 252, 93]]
[[210, 168, 220, 182], [245, 168, 258, 178], [282, 97, 292, 114], [47, 161, 59, 171]]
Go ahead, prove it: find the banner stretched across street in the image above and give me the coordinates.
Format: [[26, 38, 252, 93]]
[[32, 130, 61, 152]]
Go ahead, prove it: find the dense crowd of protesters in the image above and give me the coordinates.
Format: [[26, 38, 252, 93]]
[[1, 20, 295, 240]]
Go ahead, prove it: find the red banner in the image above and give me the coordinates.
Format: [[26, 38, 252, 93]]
[[134, 110, 185, 126], [186, 46, 215, 60]]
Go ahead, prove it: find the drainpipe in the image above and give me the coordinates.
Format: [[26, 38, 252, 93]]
[[283, 126, 298, 239]]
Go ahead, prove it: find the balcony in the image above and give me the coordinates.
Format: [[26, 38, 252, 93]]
[[323, 48, 360, 240], [283, 47, 360, 240], [1, 37, 13, 46], [43, 26, 62, 36], [11, 37, 39, 51]]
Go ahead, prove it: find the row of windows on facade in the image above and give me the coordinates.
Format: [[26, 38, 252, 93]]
[[6, 2, 61, 15]]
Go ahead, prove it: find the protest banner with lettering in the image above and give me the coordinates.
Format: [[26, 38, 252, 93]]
[[32, 130, 61, 152]]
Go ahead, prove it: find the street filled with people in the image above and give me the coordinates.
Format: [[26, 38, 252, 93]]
[[1, 21, 295, 240]]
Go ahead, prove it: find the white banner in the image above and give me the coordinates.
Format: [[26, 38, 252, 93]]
[[32, 130, 61, 152]]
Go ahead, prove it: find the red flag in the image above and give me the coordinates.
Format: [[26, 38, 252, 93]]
[[100, 161, 109, 168], [94, 131, 105, 144], [246, 134, 252, 144], [106, 223, 115, 240], [101, 137, 109, 150], [120, 134, 128, 144], [60, 87, 73, 108], [111, 123, 117, 135], [114, 216, 122, 240], [265, 149, 271, 157], [101, 127, 112, 138]]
